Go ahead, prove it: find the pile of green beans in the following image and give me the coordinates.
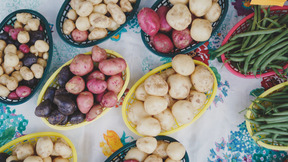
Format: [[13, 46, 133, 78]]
[[212, 6, 288, 76], [246, 86, 288, 145]]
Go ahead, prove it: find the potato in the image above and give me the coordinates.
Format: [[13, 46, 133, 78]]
[[23, 156, 43, 162], [89, 0, 103, 5], [154, 109, 175, 131], [86, 104, 103, 121], [6, 77, 18, 91], [169, 0, 188, 4], [136, 137, 157, 154], [17, 50, 24, 59], [17, 31, 30, 44], [71, 29, 88, 42], [168, 74, 192, 99], [205, 2, 221, 22], [120, 0, 133, 12], [77, 91, 94, 114], [6, 156, 18, 162], [35, 40, 49, 53], [89, 13, 111, 28], [76, 16, 91, 31], [20, 66, 34, 80], [135, 83, 148, 101], [4, 53, 19, 67], [165, 158, 181, 162], [27, 18, 40, 31], [12, 71, 23, 82], [124, 147, 148, 161], [70, 54, 94, 76], [172, 54, 195, 76], [63, 19, 76, 35], [159, 68, 176, 81], [153, 140, 169, 159], [67, 9, 78, 21], [0, 74, 9, 85], [87, 79, 107, 94], [95, 91, 105, 103], [88, 28, 108, 40], [191, 65, 214, 93], [144, 74, 168, 96], [107, 75, 124, 93], [189, 0, 212, 17], [4, 44, 17, 54], [16, 13, 32, 24], [24, 24, 31, 31], [93, 3, 107, 14], [31, 63, 44, 79], [172, 28, 193, 49], [99, 58, 127, 75], [190, 18, 212, 42], [37, 58, 47, 67], [0, 84, 9, 97], [53, 157, 69, 162], [166, 4, 192, 31], [91, 45, 107, 62], [0, 66, 3, 76], [3, 64, 14, 75], [43, 157, 52, 162], [16, 86, 31, 98], [188, 90, 206, 109], [151, 33, 174, 53], [172, 100, 194, 124], [100, 91, 118, 107], [157, 6, 172, 33], [137, 8, 160, 36], [14, 20, 23, 28], [104, 0, 118, 4], [163, 94, 176, 108], [65, 76, 85, 94], [54, 139, 72, 158], [36, 136, 53, 158], [87, 70, 105, 81], [144, 155, 162, 162], [76, 1, 93, 16], [15, 143, 34, 160], [0, 40, 6, 51], [166, 142, 186, 160], [144, 96, 167, 115], [107, 18, 120, 31], [70, 0, 84, 10], [107, 3, 126, 25], [128, 101, 150, 125], [136, 117, 161, 136]]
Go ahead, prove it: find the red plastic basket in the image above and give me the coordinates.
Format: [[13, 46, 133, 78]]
[[221, 6, 288, 79]]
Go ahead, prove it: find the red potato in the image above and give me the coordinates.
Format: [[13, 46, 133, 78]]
[[71, 29, 88, 42], [156, 6, 172, 32], [137, 8, 160, 36], [16, 86, 31, 98], [99, 58, 127, 76], [107, 75, 124, 93], [100, 91, 117, 107], [9, 28, 23, 40], [92, 45, 107, 62], [77, 91, 94, 114], [87, 79, 107, 94], [70, 54, 94, 76], [87, 70, 105, 81], [151, 33, 174, 53], [95, 91, 105, 103], [124, 160, 139, 162], [65, 76, 85, 95], [172, 28, 193, 49], [8, 91, 20, 100], [86, 104, 103, 121]]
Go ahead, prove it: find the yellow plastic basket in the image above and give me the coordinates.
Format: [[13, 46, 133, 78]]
[[246, 81, 288, 151], [0, 132, 77, 161], [122, 61, 218, 136], [37, 49, 130, 130]]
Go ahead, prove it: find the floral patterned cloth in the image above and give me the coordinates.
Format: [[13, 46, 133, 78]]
[[0, 0, 288, 161]]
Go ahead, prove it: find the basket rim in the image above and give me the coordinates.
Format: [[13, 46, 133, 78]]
[[55, 0, 141, 48], [37, 49, 130, 130], [221, 6, 288, 79], [246, 81, 288, 150], [122, 60, 217, 136], [0, 9, 53, 105], [105, 135, 189, 162], [0, 132, 77, 161], [140, 0, 229, 58]]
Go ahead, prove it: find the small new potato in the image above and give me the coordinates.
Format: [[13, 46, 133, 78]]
[[77, 91, 94, 114], [17, 31, 30, 44], [16, 13, 32, 24], [151, 33, 174, 53], [71, 29, 88, 42], [172, 54, 195, 76], [153, 140, 169, 159], [37, 58, 47, 67], [166, 142, 186, 160], [4, 44, 17, 54], [91, 45, 107, 62], [107, 18, 120, 31], [93, 3, 107, 14], [35, 40, 49, 52], [89, 13, 111, 28], [43, 157, 52, 162], [0, 66, 3, 76], [36, 136, 53, 158], [0, 74, 9, 85], [169, 0, 188, 4], [107, 3, 126, 25], [70, 0, 84, 10], [0, 40, 6, 51], [86, 104, 103, 121], [53, 157, 69, 162], [14, 20, 23, 28], [159, 68, 176, 81], [87, 79, 107, 94], [76, 16, 91, 31], [166, 4, 192, 31], [135, 83, 148, 101], [20, 66, 34, 80], [6, 76, 18, 91], [87, 70, 105, 81], [0, 84, 10, 97], [137, 8, 160, 36], [65, 76, 85, 94], [27, 18, 40, 31], [99, 58, 127, 76], [120, 0, 133, 12], [15, 143, 35, 160], [63, 19, 76, 35], [4, 53, 19, 67], [144, 96, 168, 115], [172, 28, 193, 49], [3, 64, 14, 75], [17, 50, 24, 59], [16, 86, 31, 98], [136, 137, 157, 154], [144, 155, 162, 162], [31, 63, 44, 79], [128, 101, 150, 125], [168, 74, 192, 99], [100, 91, 118, 107], [104, 0, 119, 4], [136, 117, 161, 136], [67, 9, 78, 21], [154, 109, 175, 131], [89, 0, 103, 5], [172, 100, 194, 124], [165, 158, 181, 162], [191, 65, 214, 93], [190, 18, 212, 42], [70, 54, 94, 76], [54, 139, 72, 158], [157, 6, 172, 33], [144, 74, 168, 96], [88, 28, 108, 40], [189, 0, 212, 17], [6, 156, 18, 162], [163, 94, 176, 108], [76, 1, 94, 17], [205, 2, 221, 22], [23, 156, 43, 162], [124, 147, 148, 161], [107, 75, 124, 93], [12, 71, 23, 82], [188, 90, 206, 109]]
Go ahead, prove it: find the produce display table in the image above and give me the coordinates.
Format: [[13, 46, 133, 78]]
[[0, 0, 288, 161]]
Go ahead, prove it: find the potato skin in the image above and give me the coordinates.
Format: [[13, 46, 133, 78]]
[[144, 74, 168, 96], [154, 109, 175, 131], [100, 91, 118, 107], [135, 83, 148, 101], [124, 147, 148, 161], [77, 91, 94, 114], [136, 117, 161, 136], [166, 142, 186, 160], [70, 54, 94, 76], [71, 29, 88, 42], [151, 33, 174, 53], [137, 8, 160, 36], [157, 6, 172, 33], [153, 140, 169, 159], [87, 70, 105, 81], [144, 155, 162, 162], [15, 143, 34, 160], [86, 104, 103, 121], [87, 79, 107, 94], [191, 65, 214, 93], [144, 96, 168, 115], [188, 90, 206, 109], [36, 136, 53, 158], [107, 3, 126, 25], [204, 2, 221, 22], [190, 18, 212, 42], [172, 28, 193, 49], [99, 58, 127, 76], [189, 0, 212, 17], [136, 137, 157, 154], [65, 76, 85, 94], [166, 4, 192, 31], [91, 45, 107, 62], [127, 101, 150, 125], [53, 95, 77, 116], [167, 74, 192, 99], [107, 75, 124, 93], [172, 54, 195, 76], [172, 100, 194, 124]]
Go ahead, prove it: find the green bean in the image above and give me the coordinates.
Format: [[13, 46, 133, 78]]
[[279, 14, 288, 24], [275, 56, 288, 61], [273, 134, 279, 141], [260, 46, 288, 72], [260, 17, 281, 28], [252, 101, 266, 110], [213, 40, 239, 53], [272, 111, 288, 116], [259, 29, 288, 54], [253, 131, 270, 137], [254, 116, 288, 122], [259, 123, 288, 129], [245, 117, 261, 125], [263, 129, 288, 135], [272, 68, 284, 78], [215, 44, 242, 58], [267, 65, 284, 70], [244, 54, 253, 74], [268, 92, 287, 97], [227, 57, 246, 62], [273, 138, 288, 142]]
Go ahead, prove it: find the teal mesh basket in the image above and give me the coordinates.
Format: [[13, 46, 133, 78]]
[[0, 9, 53, 105], [141, 0, 229, 57], [105, 136, 189, 162], [56, 0, 140, 48]]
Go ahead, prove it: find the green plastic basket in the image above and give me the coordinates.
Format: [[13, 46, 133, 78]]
[[56, 0, 140, 48], [0, 9, 53, 105], [141, 0, 229, 57], [105, 136, 189, 162]]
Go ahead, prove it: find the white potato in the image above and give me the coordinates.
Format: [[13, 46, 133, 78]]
[[154, 109, 175, 131], [172, 54, 195, 76], [104, 0, 118, 4], [88, 28, 108, 40], [93, 3, 107, 14], [166, 4, 192, 31], [20, 66, 34, 80], [191, 65, 214, 93], [76, 1, 94, 17], [24, 24, 31, 31], [4, 53, 19, 67], [76, 16, 91, 31], [107, 3, 126, 25], [23, 156, 43, 162], [0, 84, 9, 97], [4, 44, 17, 54], [36, 136, 53, 158], [0, 40, 6, 51], [172, 100, 194, 124], [168, 74, 192, 99], [163, 94, 176, 108], [16, 13, 32, 24], [107, 18, 120, 31], [15, 143, 35, 160], [89, 0, 103, 5], [43, 157, 52, 162], [144, 74, 168, 96], [35, 40, 49, 52], [153, 140, 169, 159], [128, 101, 150, 125], [6, 77, 18, 91], [0, 74, 9, 85], [144, 96, 168, 115], [54, 139, 72, 158], [124, 147, 148, 161], [165, 158, 181, 162], [17, 31, 30, 44], [14, 20, 23, 28], [52, 157, 69, 162], [27, 18, 40, 31], [189, 0, 212, 17], [136, 117, 161, 136], [6, 156, 18, 162], [159, 68, 176, 81], [0, 66, 3, 76], [205, 2, 221, 22], [17, 50, 24, 59], [120, 0, 133, 12], [136, 137, 157, 154], [135, 83, 148, 101], [144, 155, 162, 162], [166, 142, 186, 160], [3, 64, 14, 75], [67, 9, 78, 21], [63, 19, 76, 35], [188, 90, 206, 109], [70, 0, 84, 10], [11, 71, 23, 82], [89, 13, 111, 28], [129, 0, 136, 2], [190, 18, 212, 42], [169, 0, 188, 4]]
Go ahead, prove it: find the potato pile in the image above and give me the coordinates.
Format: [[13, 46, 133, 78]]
[[62, 0, 136, 42], [128, 54, 214, 136], [137, 0, 222, 53], [35, 45, 127, 126], [0, 12, 49, 100], [2, 137, 72, 162], [124, 137, 186, 162]]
